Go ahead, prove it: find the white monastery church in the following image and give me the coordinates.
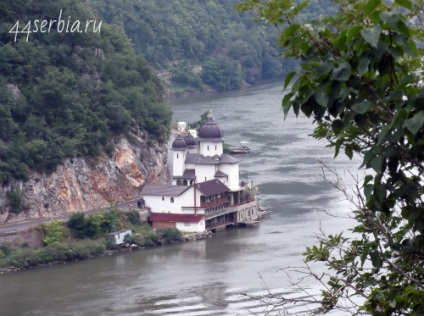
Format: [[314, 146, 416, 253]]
[[141, 113, 259, 233]]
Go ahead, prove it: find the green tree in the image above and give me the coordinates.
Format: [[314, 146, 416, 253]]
[[100, 209, 121, 233], [84, 214, 102, 238], [43, 220, 69, 245], [6, 189, 25, 214], [67, 212, 87, 239], [238, 0, 424, 314], [201, 58, 243, 91]]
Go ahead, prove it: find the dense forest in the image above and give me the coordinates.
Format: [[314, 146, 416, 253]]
[[0, 0, 335, 184], [0, 0, 171, 184], [86, 0, 335, 93]]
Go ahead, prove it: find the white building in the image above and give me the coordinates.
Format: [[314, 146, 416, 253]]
[[141, 113, 259, 233], [107, 229, 132, 245], [142, 179, 231, 233], [171, 114, 240, 192]]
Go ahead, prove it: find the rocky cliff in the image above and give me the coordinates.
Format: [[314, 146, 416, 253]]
[[0, 133, 169, 224]]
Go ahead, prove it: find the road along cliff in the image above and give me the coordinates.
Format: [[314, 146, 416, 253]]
[[0, 134, 169, 224]]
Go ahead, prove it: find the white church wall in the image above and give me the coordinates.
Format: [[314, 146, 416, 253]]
[[200, 141, 223, 157], [144, 188, 194, 214], [172, 150, 186, 176], [195, 164, 216, 183], [176, 220, 205, 233], [219, 164, 239, 191]]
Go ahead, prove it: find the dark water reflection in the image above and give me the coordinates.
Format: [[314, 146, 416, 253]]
[[0, 82, 360, 316]]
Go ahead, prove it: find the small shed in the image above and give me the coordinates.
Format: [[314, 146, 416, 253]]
[[107, 229, 132, 245]]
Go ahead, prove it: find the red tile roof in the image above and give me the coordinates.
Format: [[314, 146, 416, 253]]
[[150, 213, 205, 223]]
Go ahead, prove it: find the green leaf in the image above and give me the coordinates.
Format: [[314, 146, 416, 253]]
[[380, 11, 402, 28], [377, 124, 391, 146], [284, 71, 296, 89], [301, 102, 313, 117], [395, 0, 412, 9], [314, 90, 329, 107], [283, 24, 301, 38], [374, 183, 386, 204], [318, 62, 334, 79], [364, 175, 373, 185], [371, 155, 384, 173], [407, 38, 418, 55], [364, 184, 373, 200], [357, 57, 370, 77], [360, 244, 370, 268], [370, 251, 382, 268], [395, 20, 410, 37], [360, 149, 374, 169], [404, 111, 424, 135], [331, 61, 351, 81], [361, 26, 381, 48], [352, 100, 372, 114], [364, 0, 381, 15], [332, 119, 343, 135], [345, 146, 353, 159], [346, 26, 363, 42], [282, 92, 294, 119]]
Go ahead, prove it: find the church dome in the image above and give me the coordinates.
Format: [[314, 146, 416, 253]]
[[183, 133, 196, 147], [172, 135, 187, 151], [199, 117, 224, 139]]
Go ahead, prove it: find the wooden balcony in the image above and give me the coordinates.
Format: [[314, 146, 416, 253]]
[[200, 197, 229, 208]]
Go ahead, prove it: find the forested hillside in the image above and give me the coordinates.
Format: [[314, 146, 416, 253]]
[[87, 0, 333, 94], [0, 0, 335, 184], [0, 1, 171, 184]]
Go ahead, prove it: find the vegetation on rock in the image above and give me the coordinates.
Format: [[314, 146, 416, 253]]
[[0, 1, 171, 185]]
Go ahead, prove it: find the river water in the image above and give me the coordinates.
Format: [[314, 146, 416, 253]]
[[0, 82, 362, 316]]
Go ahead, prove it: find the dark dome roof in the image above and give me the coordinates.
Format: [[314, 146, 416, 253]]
[[172, 135, 187, 150], [199, 118, 223, 139], [183, 133, 196, 147]]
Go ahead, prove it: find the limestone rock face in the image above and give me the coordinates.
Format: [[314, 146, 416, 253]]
[[0, 136, 169, 224]]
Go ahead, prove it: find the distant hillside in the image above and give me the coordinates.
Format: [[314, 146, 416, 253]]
[[85, 0, 284, 94], [86, 0, 335, 95], [0, 1, 172, 184]]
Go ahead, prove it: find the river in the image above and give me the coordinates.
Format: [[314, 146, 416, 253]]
[[0, 82, 362, 316]]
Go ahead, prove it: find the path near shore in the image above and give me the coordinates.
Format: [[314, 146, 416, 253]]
[[0, 198, 146, 234]]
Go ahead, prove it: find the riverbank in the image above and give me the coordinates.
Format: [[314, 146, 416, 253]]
[[0, 209, 214, 275], [0, 229, 213, 275], [164, 78, 284, 99]]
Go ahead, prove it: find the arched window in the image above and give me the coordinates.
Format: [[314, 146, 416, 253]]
[[177, 153, 179, 159], [207, 145, 209, 151], [215, 145, 217, 150], [170, 197, 174, 203]]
